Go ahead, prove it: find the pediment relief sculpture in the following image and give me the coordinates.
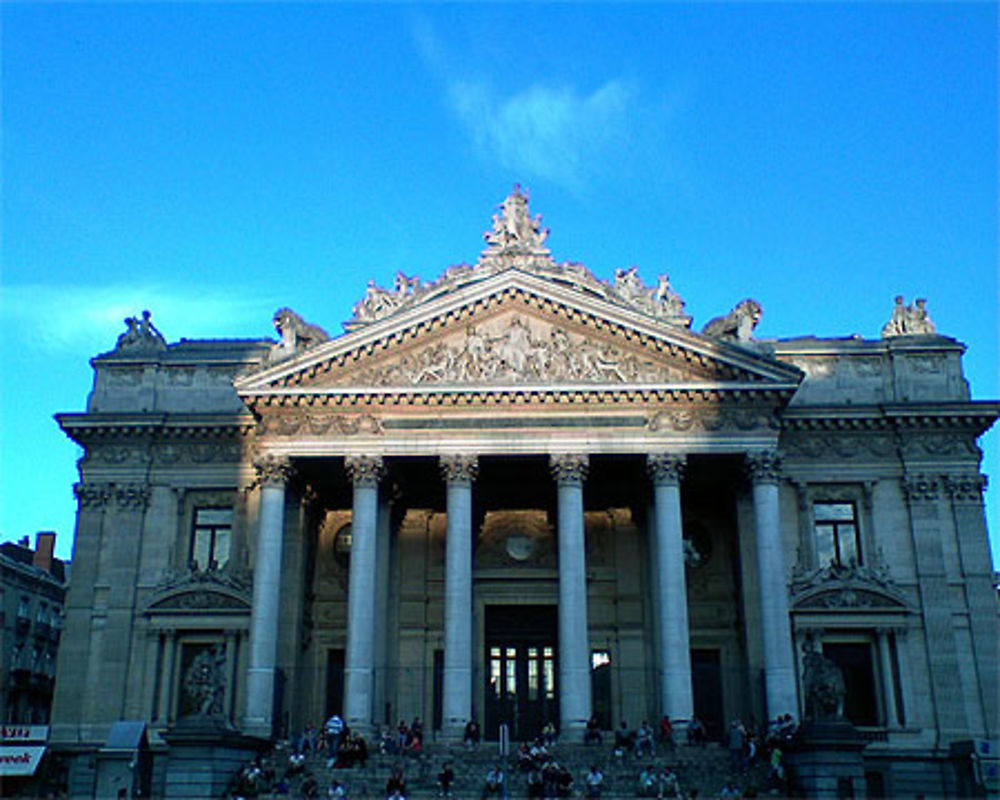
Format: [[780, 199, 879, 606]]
[[145, 566, 252, 615], [790, 558, 911, 612], [335, 313, 719, 388]]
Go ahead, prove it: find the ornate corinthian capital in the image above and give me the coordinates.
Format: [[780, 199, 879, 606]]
[[345, 455, 385, 486], [549, 454, 589, 484], [254, 455, 295, 487], [745, 450, 782, 484], [944, 474, 986, 504], [115, 483, 151, 510], [74, 482, 112, 510], [901, 474, 940, 502], [440, 455, 479, 484], [647, 453, 686, 485]]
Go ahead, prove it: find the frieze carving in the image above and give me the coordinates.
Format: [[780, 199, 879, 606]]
[[268, 308, 330, 364], [353, 316, 696, 387], [944, 474, 987, 504], [899, 433, 978, 458], [647, 454, 686, 485], [745, 450, 782, 483], [253, 455, 295, 487], [258, 411, 384, 437], [113, 310, 167, 353], [901, 474, 940, 502], [89, 444, 152, 465], [344, 188, 691, 329], [648, 407, 778, 433], [345, 455, 385, 486], [147, 566, 252, 614], [783, 433, 894, 459], [549, 454, 589, 484], [440, 455, 479, 484], [156, 441, 242, 464], [74, 482, 112, 509], [151, 591, 250, 611], [115, 483, 151, 510], [881, 295, 936, 337], [791, 559, 908, 612]]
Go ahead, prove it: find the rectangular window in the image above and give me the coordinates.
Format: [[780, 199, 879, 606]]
[[813, 501, 861, 566], [191, 507, 233, 571]]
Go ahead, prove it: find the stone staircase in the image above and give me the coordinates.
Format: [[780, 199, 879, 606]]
[[258, 741, 780, 799]]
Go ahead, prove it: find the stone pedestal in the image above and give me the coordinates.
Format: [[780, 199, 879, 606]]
[[162, 716, 266, 800], [787, 719, 867, 799]]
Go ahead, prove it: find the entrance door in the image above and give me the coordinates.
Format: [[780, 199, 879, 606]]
[[485, 605, 558, 741], [691, 649, 724, 742]]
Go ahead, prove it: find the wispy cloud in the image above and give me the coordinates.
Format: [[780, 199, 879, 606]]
[[0, 284, 275, 355], [448, 80, 638, 190]]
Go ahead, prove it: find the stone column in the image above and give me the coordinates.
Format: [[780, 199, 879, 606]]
[[875, 629, 899, 729], [158, 630, 177, 723], [441, 455, 478, 740], [745, 450, 797, 721], [343, 455, 385, 733], [647, 454, 694, 724], [244, 455, 293, 736], [550, 454, 592, 738]]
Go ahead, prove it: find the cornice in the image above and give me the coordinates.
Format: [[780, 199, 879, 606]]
[[57, 412, 256, 445], [781, 402, 999, 434]]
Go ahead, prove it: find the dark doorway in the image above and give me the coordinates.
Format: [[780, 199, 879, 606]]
[[691, 649, 724, 741], [485, 605, 558, 741], [326, 649, 345, 718], [823, 642, 878, 726], [591, 650, 612, 730]]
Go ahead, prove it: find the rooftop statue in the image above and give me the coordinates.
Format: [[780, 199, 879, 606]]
[[482, 183, 550, 257], [701, 299, 763, 342], [881, 295, 937, 337], [269, 307, 330, 363], [114, 309, 167, 353]]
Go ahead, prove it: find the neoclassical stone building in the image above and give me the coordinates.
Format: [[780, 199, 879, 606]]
[[52, 189, 997, 795]]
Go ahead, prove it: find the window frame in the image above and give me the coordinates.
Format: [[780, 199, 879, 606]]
[[812, 500, 862, 568], [190, 506, 234, 572]]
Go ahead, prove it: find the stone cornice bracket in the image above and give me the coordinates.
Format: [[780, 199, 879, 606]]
[[901, 474, 940, 502], [440, 454, 479, 485], [253, 454, 295, 488], [115, 483, 152, 511], [345, 454, 385, 487], [745, 449, 782, 484], [74, 482, 112, 510], [944, 473, 987, 504], [549, 453, 589, 485], [647, 453, 686, 485]]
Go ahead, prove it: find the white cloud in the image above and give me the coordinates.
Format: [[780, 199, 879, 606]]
[[448, 79, 638, 190], [0, 284, 275, 355]]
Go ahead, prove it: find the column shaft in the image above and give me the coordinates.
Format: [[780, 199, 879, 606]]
[[649, 455, 694, 723], [747, 452, 797, 721], [441, 456, 477, 738], [343, 457, 383, 732], [244, 459, 291, 736], [551, 455, 591, 737], [877, 631, 899, 728]]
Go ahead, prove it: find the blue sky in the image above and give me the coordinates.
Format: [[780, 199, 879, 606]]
[[2, 3, 996, 563]]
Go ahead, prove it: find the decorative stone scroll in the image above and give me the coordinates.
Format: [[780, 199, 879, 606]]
[[745, 450, 782, 484], [647, 453, 686, 485], [345, 455, 385, 486], [881, 295, 937, 338], [944, 473, 987, 504], [114, 310, 167, 353], [440, 455, 479, 485], [549, 454, 589, 484], [253, 455, 295, 487], [74, 482, 112, 509]]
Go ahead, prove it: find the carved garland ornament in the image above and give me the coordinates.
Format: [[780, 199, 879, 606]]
[[257, 411, 383, 438], [647, 407, 777, 433]]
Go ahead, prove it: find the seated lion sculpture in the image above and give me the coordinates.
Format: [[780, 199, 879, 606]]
[[701, 299, 763, 342], [270, 307, 330, 362]]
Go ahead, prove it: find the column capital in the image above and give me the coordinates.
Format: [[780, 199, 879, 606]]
[[345, 455, 385, 487], [943, 473, 987, 504], [74, 482, 112, 510], [745, 450, 782, 484], [254, 455, 295, 488], [440, 455, 479, 485], [550, 453, 589, 484], [647, 453, 686, 485], [114, 483, 151, 511], [901, 473, 940, 502]]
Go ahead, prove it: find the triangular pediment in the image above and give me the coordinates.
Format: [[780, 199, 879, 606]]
[[236, 269, 802, 400]]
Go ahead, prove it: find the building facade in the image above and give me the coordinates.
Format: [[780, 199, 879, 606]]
[[1, 532, 67, 725], [51, 190, 997, 795]]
